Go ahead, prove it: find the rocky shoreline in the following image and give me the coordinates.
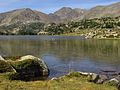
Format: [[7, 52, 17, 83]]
[[81, 29, 120, 39], [0, 55, 120, 89], [0, 55, 49, 81], [51, 71, 120, 90]]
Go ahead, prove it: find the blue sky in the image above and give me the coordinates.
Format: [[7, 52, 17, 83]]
[[0, 0, 120, 14]]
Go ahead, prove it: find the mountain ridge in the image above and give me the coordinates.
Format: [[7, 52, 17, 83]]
[[0, 2, 120, 25]]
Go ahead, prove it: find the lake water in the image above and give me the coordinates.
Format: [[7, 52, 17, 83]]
[[0, 35, 120, 78]]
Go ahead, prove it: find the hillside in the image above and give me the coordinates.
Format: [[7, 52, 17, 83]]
[[0, 16, 120, 36], [0, 2, 120, 25], [0, 8, 52, 25], [0, 2, 120, 36], [84, 2, 120, 19], [54, 7, 87, 22]]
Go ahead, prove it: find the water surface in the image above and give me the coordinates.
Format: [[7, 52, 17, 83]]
[[0, 35, 120, 78]]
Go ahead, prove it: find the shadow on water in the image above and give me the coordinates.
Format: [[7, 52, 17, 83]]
[[0, 35, 120, 78]]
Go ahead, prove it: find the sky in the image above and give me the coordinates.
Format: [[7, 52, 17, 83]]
[[0, 0, 120, 14]]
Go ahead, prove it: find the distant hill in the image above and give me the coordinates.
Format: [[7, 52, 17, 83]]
[[52, 2, 120, 22], [0, 2, 120, 25], [0, 8, 52, 25], [53, 7, 87, 22], [84, 2, 120, 19]]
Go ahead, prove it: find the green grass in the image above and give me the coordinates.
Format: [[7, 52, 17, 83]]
[[0, 72, 117, 90], [59, 33, 81, 36]]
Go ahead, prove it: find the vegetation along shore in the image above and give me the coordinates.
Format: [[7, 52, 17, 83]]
[[0, 55, 120, 90], [0, 2, 120, 39], [0, 1, 120, 90], [0, 16, 120, 39]]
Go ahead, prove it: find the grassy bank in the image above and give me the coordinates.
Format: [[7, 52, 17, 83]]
[[0, 72, 117, 90]]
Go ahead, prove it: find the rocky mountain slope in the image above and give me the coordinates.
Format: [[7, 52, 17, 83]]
[[0, 2, 120, 25], [53, 7, 87, 22], [84, 2, 120, 19], [0, 8, 52, 25]]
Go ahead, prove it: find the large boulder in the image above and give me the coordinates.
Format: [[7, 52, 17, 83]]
[[9, 55, 49, 81], [0, 59, 15, 73]]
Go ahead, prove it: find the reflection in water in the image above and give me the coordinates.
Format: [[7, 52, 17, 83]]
[[0, 36, 120, 78]]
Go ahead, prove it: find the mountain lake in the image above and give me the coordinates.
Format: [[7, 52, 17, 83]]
[[0, 35, 120, 78]]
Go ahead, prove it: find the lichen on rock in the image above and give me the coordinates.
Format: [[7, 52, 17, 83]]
[[0, 59, 15, 73], [0, 55, 49, 81], [8, 55, 49, 81]]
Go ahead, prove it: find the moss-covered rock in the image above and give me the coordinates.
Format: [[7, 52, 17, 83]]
[[9, 55, 49, 81], [0, 60, 15, 73]]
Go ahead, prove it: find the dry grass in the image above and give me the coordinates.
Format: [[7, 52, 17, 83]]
[[0, 72, 117, 90]]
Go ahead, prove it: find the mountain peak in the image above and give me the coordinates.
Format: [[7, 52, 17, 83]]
[[0, 2, 120, 24], [54, 7, 73, 15], [54, 7, 86, 21], [0, 8, 51, 25], [60, 7, 73, 10], [85, 2, 120, 19], [23, 8, 32, 10]]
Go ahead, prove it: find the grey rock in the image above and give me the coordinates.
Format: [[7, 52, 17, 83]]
[[108, 78, 119, 87], [115, 76, 120, 82], [90, 74, 108, 84], [117, 83, 120, 90], [9, 55, 49, 81], [0, 55, 5, 61], [51, 77, 58, 80], [97, 75, 108, 84], [109, 78, 119, 83], [19, 55, 49, 76], [91, 73, 99, 83]]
